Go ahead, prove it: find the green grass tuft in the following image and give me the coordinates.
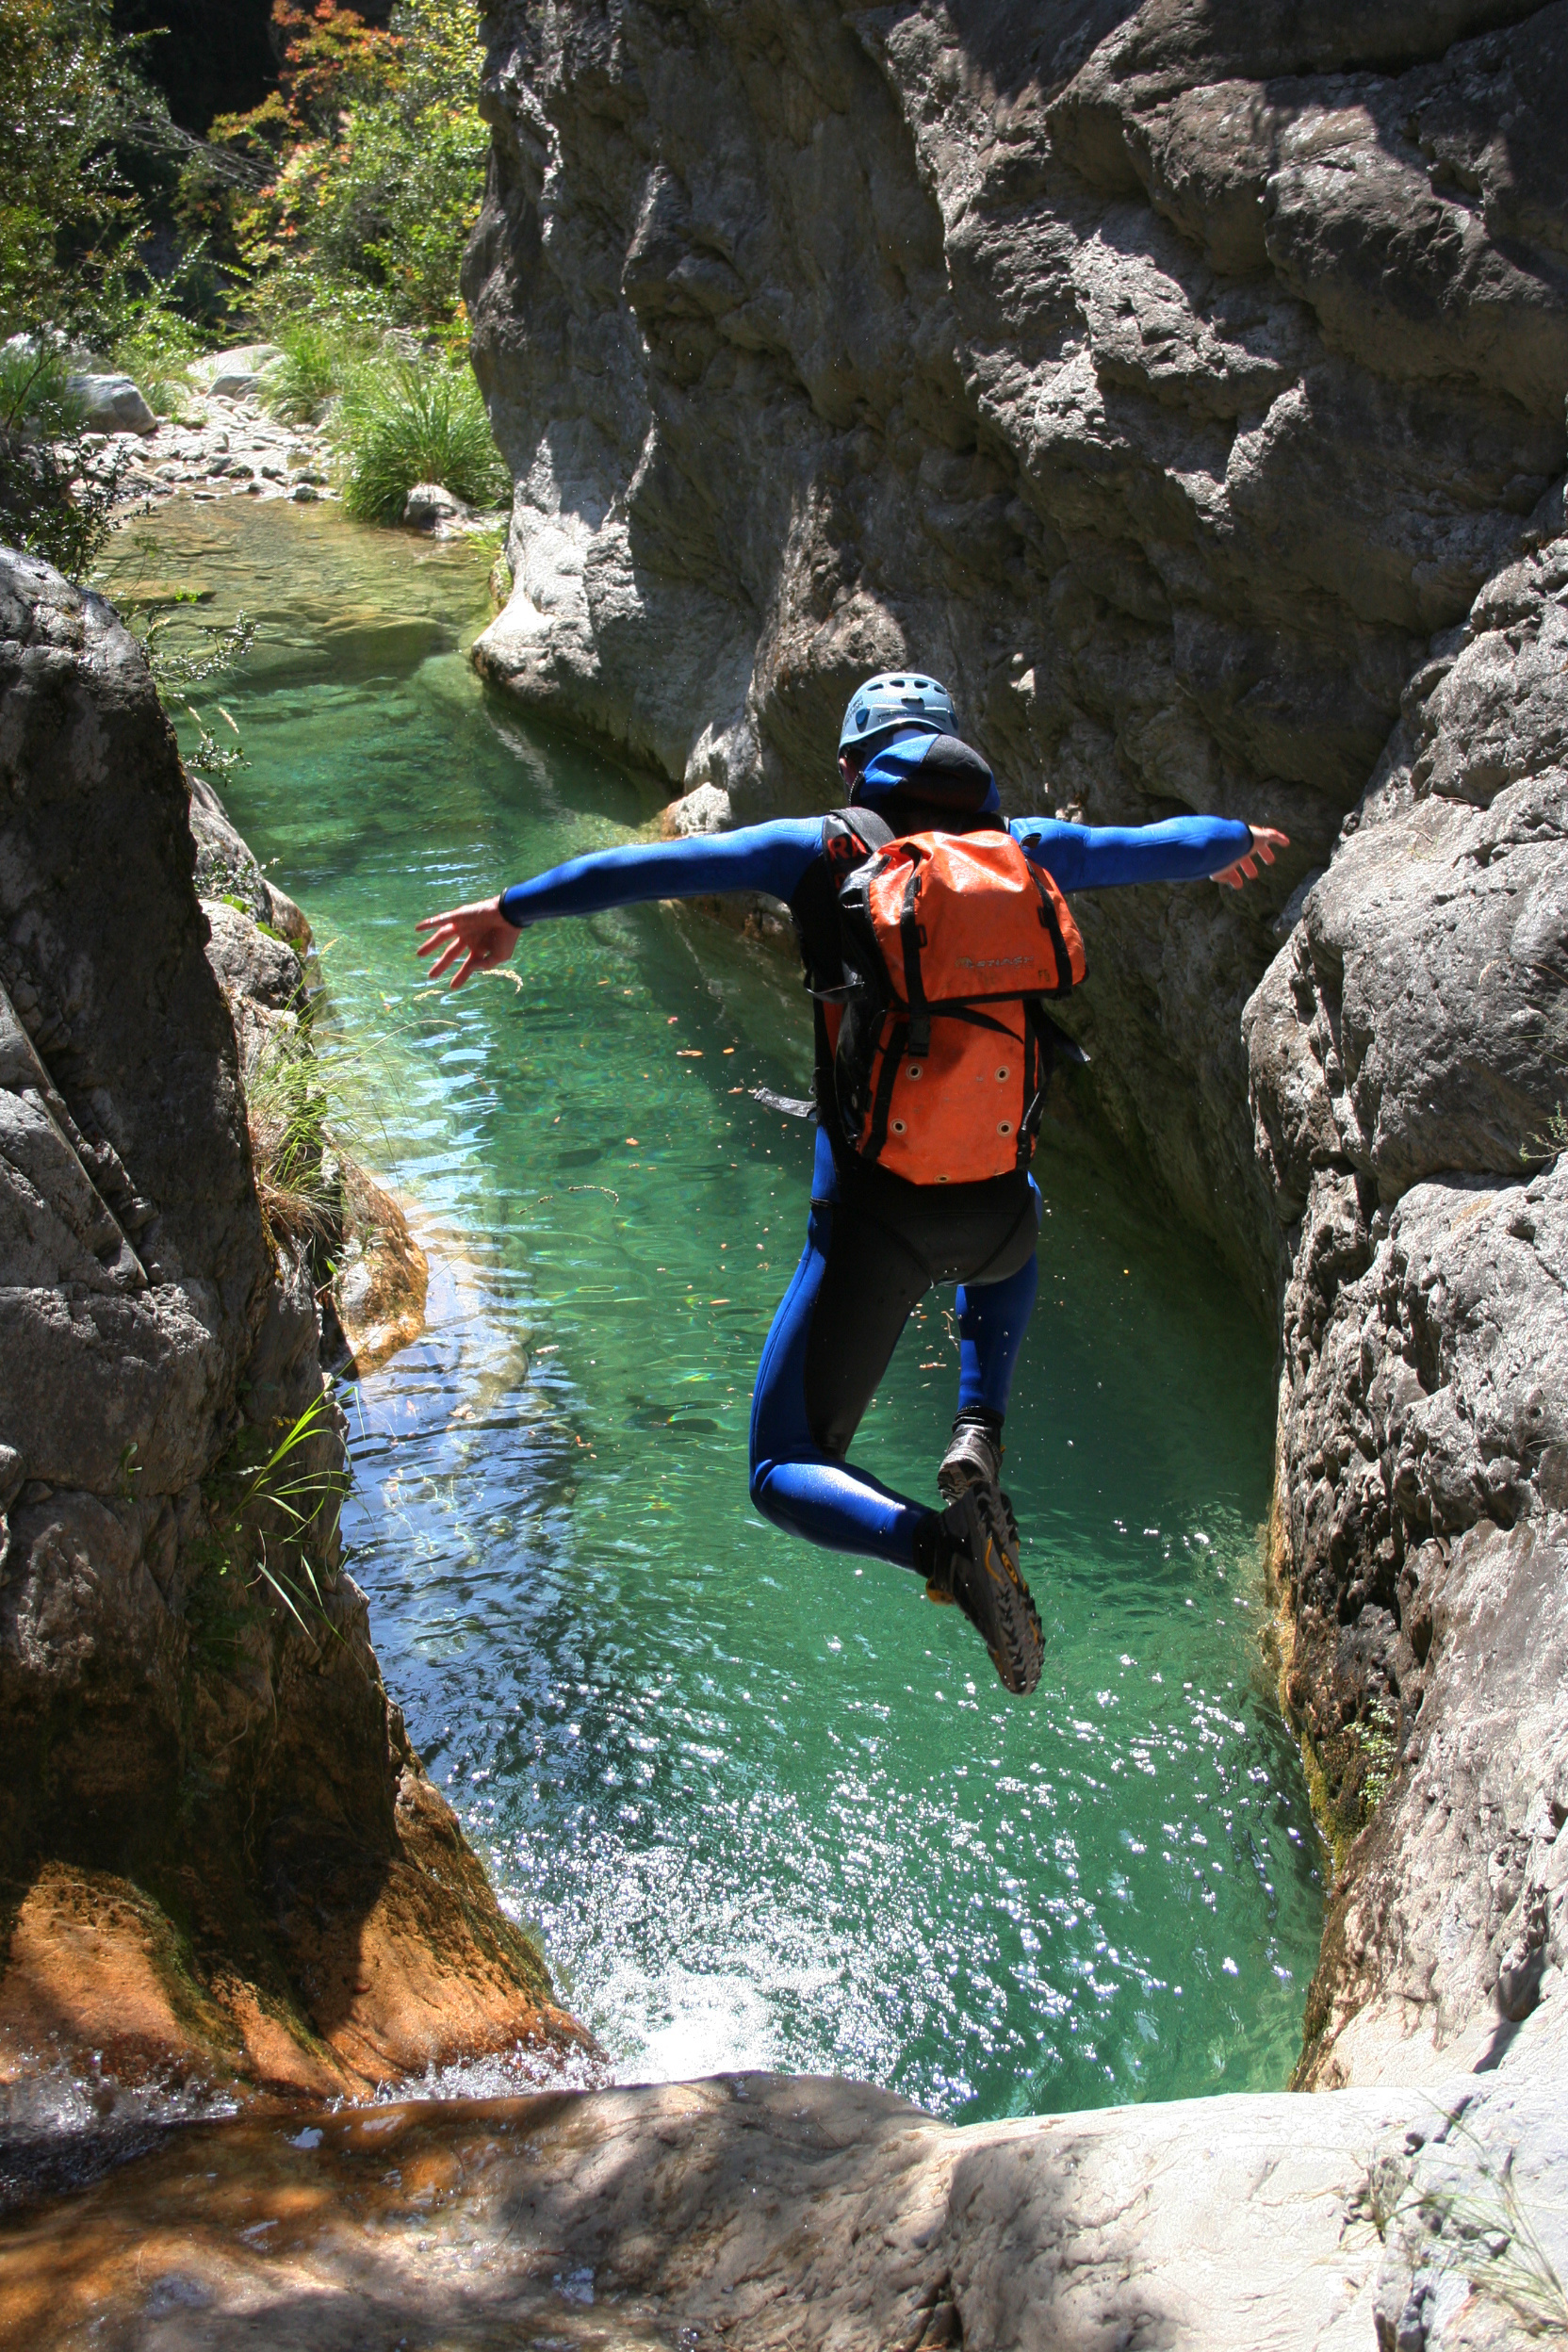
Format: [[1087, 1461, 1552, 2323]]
[[333, 357, 508, 524], [261, 317, 364, 426], [0, 338, 85, 435]]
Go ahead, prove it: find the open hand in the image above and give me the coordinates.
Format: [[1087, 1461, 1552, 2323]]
[[415, 897, 521, 988], [1211, 825, 1290, 890]]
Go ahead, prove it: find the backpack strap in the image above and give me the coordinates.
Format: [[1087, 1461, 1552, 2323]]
[[896, 854, 933, 1060], [825, 805, 893, 863], [789, 808, 897, 1154], [1018, 1003, 1090, 1165]]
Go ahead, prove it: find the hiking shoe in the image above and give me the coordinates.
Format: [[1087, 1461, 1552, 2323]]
[[937, 1421, 1023, 1591], [938, 1418, 1004, 1502], [923, 1487, 1042, 1696]]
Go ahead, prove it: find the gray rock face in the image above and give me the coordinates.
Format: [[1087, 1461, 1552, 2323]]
[[0, 547, 570, 2096], [63, 374, 156, 435], [1246, 504, 1568, 2088], [465, 0, 1568, 1285]]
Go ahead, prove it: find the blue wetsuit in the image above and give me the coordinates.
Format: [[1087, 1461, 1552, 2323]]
[[501, 734, 1250, 1572]]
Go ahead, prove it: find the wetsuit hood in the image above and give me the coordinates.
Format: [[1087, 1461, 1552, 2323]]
[[848, 727, 1003, 828]]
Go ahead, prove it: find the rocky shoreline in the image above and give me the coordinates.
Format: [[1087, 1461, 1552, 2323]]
[[74, 347, 336, 515]]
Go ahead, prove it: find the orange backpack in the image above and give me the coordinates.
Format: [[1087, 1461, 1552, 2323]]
[[812, 816, 1087, 1185]]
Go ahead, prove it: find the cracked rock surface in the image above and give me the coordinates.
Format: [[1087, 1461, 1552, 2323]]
[[1245, 507, 1568, 2101]]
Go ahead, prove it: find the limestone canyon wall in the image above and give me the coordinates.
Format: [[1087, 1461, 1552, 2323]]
[[0, 548, 580, 2106], [466, 0, 1568, 1296], [1246, 511, 1568, 2091]]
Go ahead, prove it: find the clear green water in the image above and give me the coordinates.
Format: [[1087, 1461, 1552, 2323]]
[[120, 499, 1323, 2121]]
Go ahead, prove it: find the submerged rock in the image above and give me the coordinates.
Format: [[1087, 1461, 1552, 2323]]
[[324, 1160, 430, 1376], [0, 546, 586, 2100]]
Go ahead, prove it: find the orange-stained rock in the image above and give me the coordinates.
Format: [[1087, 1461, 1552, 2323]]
[[0, 1867, 245, 2091], [0, 1757, 591, 2103], [330, 1161, 430, 1374], [7, 2052, 1561, 2352], [0, 548, 590, 2138]]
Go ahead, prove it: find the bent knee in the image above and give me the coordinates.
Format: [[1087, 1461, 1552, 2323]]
[[749, 1457, 785, 1527]]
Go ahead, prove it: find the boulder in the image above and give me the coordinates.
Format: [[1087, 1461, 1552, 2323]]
[[660, 781, 731, 838], [62, 374, 155, 435], [201, 897, 303, 1012], [192, 343, 282, 400], [263, 879, 313, 952], [402, 480, 466, 530]]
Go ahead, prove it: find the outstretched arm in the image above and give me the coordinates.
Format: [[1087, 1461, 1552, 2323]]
[[1010, 812, 1287, 891], [416, 818, 824, 988]]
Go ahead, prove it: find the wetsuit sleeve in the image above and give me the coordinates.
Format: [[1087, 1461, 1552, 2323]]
[[498, 818, 824, 927], [1008, 813, 1253, 891]]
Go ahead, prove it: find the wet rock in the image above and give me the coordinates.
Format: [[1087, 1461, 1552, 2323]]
[[3, 2017, 1563, 2352], [63, 375, 155, 435], [0, 547, 584, 2101], [323, 1161, 429, 1375]]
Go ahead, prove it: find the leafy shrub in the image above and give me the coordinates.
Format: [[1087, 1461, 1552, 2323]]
[[0, 334, 81, 433], [334, 357, 507, 522], [0, 0, 146, 345], [225, 1, 487, 340], [0, 335, 127, 577], [109, 280, 211, 415]]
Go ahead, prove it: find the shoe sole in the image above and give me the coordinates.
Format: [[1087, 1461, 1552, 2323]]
[[973, 1513, 1043, 1696], [942, 1482, 1043, 1696]]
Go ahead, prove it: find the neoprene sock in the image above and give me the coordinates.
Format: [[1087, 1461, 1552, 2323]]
[[952, 1406, 1004, 1446]]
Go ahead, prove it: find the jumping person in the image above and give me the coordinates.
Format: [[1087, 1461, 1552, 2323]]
[[416, 673, 1286, 1696]]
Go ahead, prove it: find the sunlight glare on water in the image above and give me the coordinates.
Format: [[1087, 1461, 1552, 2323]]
[[123, 499, 1323, 2122]]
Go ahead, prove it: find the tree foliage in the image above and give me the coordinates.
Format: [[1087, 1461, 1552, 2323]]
[[0, 0, 147, 342], [218, 1, 489, 338]]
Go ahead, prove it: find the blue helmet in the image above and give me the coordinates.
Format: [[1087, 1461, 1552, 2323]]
[[839, 671, 956, 762]]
